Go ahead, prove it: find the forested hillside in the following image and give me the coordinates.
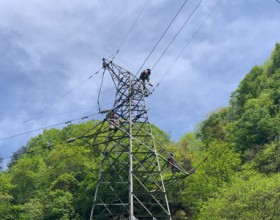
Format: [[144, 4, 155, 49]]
[[177, 43, 280, 219], [1, 43, 280, 219]]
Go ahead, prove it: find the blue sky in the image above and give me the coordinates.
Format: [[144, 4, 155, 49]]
[[1, 0, 280, 168]]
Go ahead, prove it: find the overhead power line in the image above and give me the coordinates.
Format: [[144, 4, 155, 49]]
[[25, 71, 99, 123], [0, 122, 67, 141], [112, 0, 149, 61], [136, 0, 190, 75], [151, 0, 222, 94], [97, 69, 106, 112], [148, 0, 226, 170], [0, 112, 99, 142], [151, 0, 203, 71], [0, 103, 112, 129]]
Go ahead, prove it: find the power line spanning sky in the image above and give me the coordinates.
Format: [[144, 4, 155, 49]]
[[1, 0, 280, 168]]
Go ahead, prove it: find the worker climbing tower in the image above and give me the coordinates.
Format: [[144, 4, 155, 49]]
[[82, 59, 189, 220]]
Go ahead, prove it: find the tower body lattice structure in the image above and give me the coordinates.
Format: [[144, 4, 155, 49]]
[[89, 60, 173, 220]]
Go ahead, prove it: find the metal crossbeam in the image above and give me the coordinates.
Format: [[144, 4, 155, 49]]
[[77, 60, 190, 220]]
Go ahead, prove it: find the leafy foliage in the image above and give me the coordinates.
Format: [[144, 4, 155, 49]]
[[199, 171, 280, 220], [0, 120, 176, 219]]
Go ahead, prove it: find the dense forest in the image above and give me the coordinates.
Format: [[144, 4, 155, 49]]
[[1, 43, 280, 219]]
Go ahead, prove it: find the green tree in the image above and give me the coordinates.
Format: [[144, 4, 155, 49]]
[[229, 91, 280, 159], [19, 198, 44, 220], [0, 156, 3, 171], [199, 171, 280, 220], [177, 138, 240, 217], [230, 65, 265, 118], [251, 141, 280, 174], [0, 172, 16, 219], [197, 107, 230, 146], [44, 190, 76, 220]]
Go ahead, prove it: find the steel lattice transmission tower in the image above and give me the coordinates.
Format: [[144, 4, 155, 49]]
[[84, 59, 188, 220]]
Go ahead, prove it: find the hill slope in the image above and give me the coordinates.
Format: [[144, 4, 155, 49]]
[[178, 43, 280, 219]]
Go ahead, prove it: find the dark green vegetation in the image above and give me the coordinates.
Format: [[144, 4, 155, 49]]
[[1, 43, 280, 219]]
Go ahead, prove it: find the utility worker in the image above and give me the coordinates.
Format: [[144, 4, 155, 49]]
[[139, 68, 153, 97], [107, 110, 119, 132], [102, 58, 108, 69], [139, 68, 153, 87], [167, 153, 176, 173]]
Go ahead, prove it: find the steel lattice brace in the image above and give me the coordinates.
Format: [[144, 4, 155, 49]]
[[83, 60, 188, 220]]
